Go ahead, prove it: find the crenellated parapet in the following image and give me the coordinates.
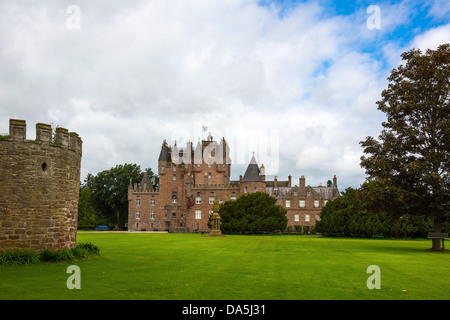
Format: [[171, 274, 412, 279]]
[[6, 119, 82, 155], [0, 119, 82, 252]]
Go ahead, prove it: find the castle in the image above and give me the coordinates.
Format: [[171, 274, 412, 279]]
[[0, 119, 82, 251], [128, 133, 339, 232]]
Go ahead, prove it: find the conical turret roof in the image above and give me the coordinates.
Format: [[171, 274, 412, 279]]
[[242, 155, 262, 182], [158, 140, 169, 161], [140, 171, 154, 191]]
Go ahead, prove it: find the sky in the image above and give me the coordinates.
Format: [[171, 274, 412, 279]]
[[0, 0, 449, 191]]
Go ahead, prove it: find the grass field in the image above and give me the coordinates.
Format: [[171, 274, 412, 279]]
[[0, 232, 448, 300]]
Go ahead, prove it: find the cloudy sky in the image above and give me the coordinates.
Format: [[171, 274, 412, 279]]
[[1, 0, 449, 191]]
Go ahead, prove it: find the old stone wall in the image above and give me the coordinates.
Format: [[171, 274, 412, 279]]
[[0, 119, 82, 251]]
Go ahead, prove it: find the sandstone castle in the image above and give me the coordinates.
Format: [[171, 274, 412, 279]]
[[0, 119, 82, 251], [128, 133, 339, 232]]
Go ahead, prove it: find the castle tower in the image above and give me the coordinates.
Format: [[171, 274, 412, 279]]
[[240, 154, 266, 194], [0, 119, 82, 251]]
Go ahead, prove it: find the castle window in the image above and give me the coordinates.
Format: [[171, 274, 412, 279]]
[[295, 213, 299, 222], [165, 214, 168, 220], [136, 199, 140, 206], [150, 211, 155, 219], [151, 199, 155, 206], [244, 187, 247, 193], [324, 200, 328, 206], [314, 200, 319, 208], [173, 174, 176, 180], [195, 210, 201, 219], [286, 200, 290, 208], [305, 214, 310, 222], [195, 196, 202, 204], [230, 196, 236, 201], [172, 192, 177, 203], [209, 196, 214, 204], [307, 191, 311, 196], [136, 211, 140, 220], [209, 210, 214, 216], [41, 162, 47, 172], [172, 213, 176, 219], [254, 187, 258, 192], [173, 165, 176, 171], [208, 172, 212, 178], [299, 200, 305, 208]]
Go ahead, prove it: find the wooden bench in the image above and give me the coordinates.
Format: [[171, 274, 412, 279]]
[[428, 232, 448, 251]]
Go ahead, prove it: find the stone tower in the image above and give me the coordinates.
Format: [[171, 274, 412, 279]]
[[0, 119, 82, 251]]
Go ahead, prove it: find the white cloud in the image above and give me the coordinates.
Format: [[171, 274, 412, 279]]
[[0, 0, 447, 191], [411, 23, 450, 51]]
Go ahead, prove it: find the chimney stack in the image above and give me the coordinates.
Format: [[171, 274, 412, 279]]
[[300, 175, 305, 189], [260, 164, 265, 181]]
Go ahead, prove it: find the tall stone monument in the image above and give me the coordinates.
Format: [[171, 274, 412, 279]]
[[208, 196, 223, 237]]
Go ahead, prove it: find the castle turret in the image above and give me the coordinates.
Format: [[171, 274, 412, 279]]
[[172, 142, 180, 165], [194, 139, 202, 166], [140, 171, 154, 191], [0, 119, 82, 251], [240, 154, 265, 194], [242, 155, 263, 183], [158, 140, 169, 176]]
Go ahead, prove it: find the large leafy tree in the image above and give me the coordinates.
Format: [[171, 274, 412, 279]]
[[216, 192, 288, 233], [84, 164, 158, 229], [360, 44, 449, 250]]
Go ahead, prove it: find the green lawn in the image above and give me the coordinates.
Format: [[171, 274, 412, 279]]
[[0, 233, 448, 300]]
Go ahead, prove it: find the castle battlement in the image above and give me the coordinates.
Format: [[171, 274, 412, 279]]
[[5, 119, 82, 155], [132, 183, 158, 193]]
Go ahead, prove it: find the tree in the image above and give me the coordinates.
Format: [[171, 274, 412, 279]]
[[215, 192, 288, 233], [315, 182, 439, 238], [77, 186, 98, 227], [84, 164, 158, 229], [360, 44, 450, 250]]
